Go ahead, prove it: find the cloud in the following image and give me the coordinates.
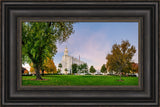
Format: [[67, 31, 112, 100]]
[[68, 29, 110, 70], [54, 22, 138, 70]]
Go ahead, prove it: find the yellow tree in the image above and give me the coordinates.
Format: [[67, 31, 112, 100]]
[[106, 40, 136, 81], [43, 57, 57, 74], [30, 63, 36, 74], [30, 58, 57, 75]]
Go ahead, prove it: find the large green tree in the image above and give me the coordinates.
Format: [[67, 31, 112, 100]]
[[106, 40, 136, 81], [89, 66, 96, 74], [100, 64, 107, 74], [22, 22, 74, 80]]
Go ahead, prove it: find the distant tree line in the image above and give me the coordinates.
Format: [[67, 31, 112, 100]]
[[58, 63, 98, 75]]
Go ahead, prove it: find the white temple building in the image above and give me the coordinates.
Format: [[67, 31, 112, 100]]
[[60, 47, 85, 74]]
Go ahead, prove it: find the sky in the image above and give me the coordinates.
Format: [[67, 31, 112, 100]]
[[53, 22, 138, 70]]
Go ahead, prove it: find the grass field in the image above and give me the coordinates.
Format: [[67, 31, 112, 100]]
[[22, 75, 139, 86]]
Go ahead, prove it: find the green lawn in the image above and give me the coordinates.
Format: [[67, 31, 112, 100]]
[[22, 75, 138, 86]]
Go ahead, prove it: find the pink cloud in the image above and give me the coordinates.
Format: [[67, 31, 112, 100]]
[[69, 31, 110, 70]]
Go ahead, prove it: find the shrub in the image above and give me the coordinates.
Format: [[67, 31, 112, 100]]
[[85, 73, 91, 75]]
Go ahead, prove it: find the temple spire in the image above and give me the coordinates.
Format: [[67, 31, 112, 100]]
[[64, 46, 68, 56]]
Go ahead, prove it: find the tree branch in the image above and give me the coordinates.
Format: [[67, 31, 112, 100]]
[[27, 52, 36, 64]]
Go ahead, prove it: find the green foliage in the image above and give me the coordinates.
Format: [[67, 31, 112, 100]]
[[58, 63, 62, 68], [106, 40, 136, 80], [64, 68, 68, 74], [72, 63, 78, 74], [100, 64, 107, 73], [81, 63, 88, 73], [77, 63, 88, 73], [22, 22, 74, 79], [57, 69, 61, 74], [77, 64, 83, 72], [89, 66, 96, 74], [122, 62, 132, 75], [65, 68, 68, 71], [58, 63, 62, 72]]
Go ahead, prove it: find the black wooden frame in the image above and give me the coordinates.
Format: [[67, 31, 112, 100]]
[[1, 1, 159, 106]]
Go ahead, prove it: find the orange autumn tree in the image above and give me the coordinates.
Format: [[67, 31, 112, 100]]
[[24, 70, 29, 74], [30, 65, 47, 75], [43, 57, 57, 74], [30, 57, 57, 75], [131, 62, 138, 74]]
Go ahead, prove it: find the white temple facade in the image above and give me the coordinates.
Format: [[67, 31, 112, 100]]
[[60, 47, 85, 74]]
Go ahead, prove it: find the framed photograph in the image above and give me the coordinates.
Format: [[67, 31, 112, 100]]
[[21, 21, 140, 86], [1, 0, 159, 106]]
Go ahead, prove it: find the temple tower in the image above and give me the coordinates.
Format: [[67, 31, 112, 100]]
[[64, 47, 68, 56]]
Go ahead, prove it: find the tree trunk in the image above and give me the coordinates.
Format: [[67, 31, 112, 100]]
[[35, 66, 43, 80], [119, 70, 122, 81], [42, 69, 44, 76]]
